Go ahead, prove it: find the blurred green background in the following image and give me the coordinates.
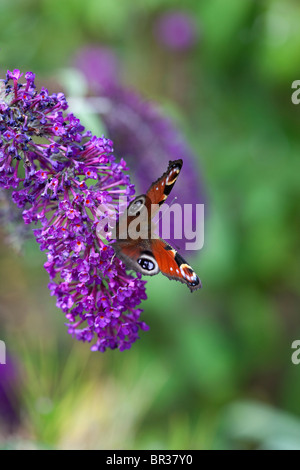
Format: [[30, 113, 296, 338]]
[[1, 0, 300, 450]]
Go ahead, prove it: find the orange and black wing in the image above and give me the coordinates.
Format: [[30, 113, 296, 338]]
[[145, 159, 183, 214], [151, 238, 201, 292]]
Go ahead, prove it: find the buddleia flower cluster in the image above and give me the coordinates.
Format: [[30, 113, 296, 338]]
[[0, 69, 148, 352]]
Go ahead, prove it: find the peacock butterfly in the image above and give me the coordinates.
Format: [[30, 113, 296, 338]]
[[112, 159, 202, 292]]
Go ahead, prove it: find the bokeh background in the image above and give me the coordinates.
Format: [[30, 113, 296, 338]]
[[1, 0, 300, 450]]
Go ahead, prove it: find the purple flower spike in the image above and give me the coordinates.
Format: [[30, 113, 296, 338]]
[[0, 70, 148, 352], [73, 46, 121, 93], [154, 11, 198, 51]]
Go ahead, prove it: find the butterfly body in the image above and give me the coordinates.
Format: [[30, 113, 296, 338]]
[[112, 160, 201, 292]]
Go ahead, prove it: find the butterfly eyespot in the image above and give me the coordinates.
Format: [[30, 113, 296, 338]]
[[135, 253, 159, 275], [138, 257, 155, 271], [128, 195, 146, 216]]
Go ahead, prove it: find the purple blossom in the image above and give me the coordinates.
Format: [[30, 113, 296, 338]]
[[0, 69, 148, 352], [73, 46, 120, 93], [154, 11, 198, 51]]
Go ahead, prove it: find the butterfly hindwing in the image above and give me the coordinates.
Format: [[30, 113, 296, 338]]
[[150, 239, 201, 292], [113, 239, 160, 276], [113, 238, 201, 292]]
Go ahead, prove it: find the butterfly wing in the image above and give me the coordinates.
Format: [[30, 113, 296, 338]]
[[150, 238, 201, 292], [112, 239, 160, 276], [115, 159, 183, 240], [145, 159, 183, 215]]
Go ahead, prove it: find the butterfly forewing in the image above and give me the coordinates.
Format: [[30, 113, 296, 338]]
[[145, 159, 183, 215]]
